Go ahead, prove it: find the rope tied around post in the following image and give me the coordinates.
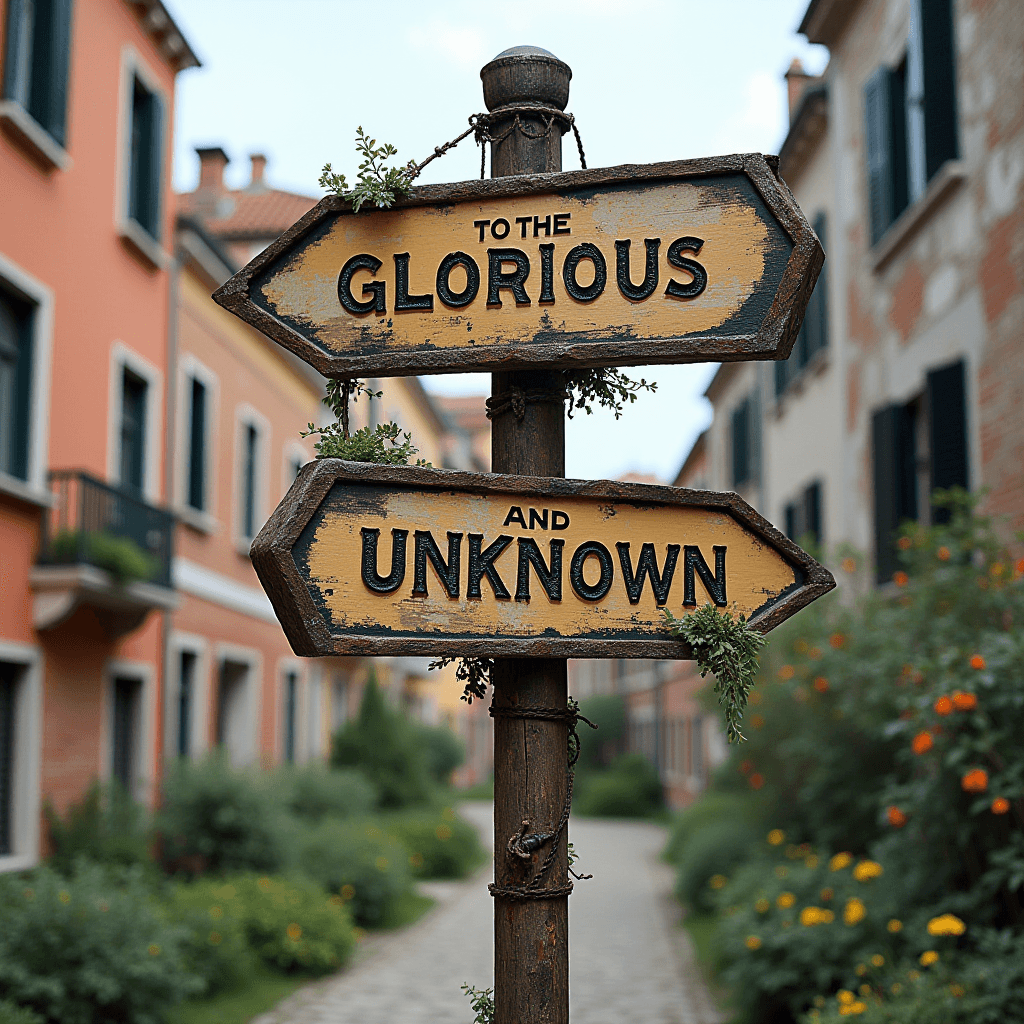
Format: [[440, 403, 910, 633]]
[[485, 384, 569, 422], [486, 702, 597, 901]]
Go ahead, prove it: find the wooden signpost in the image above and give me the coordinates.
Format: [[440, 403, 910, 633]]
[[218, 44, 834, 1024]]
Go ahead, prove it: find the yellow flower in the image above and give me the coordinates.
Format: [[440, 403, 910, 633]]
[[846, 1002, 867, 1015], [950, 984, 965, 997], [829, 853, 853, 872], [58, 891, 71, 905], [927, 913, 966, 936], [837, 990, 856, 1005], [890, 983, 902, 995], [887, 919, 903, 933], [257, 877, 272, 893], [286, 923, 302, 941], [844, 898, 867, 926], [435, 824, 453, 841], [853, 860, 883, 881], [859, 984, 872, 996], [777, 892, 796, 909], [855, 964, 867, 977], [209, 905, 223, 919], [767, 829, 785, 846], [148, 944, 161, 956], [800, 906, 833, 926], [755, 898, 770, 914], [745, 935, 762, 950], [709, 874, 728, 890], [871, 954, 885, 967], [908, 970, 921, 981], [920, 950, 940, 967], [340, 884, 355, 900]]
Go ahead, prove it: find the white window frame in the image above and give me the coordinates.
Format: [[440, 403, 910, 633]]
[[164, 633, 210, 761], [176, 354, 219, 532], [0, 640, 43, 874], [114, 46, 171, 270], [214, 643, 262, 767], [234, 404, 270, 554], [101, 658, 157, 807], [107, 341, 163, 503], [281, 440, 311, 500], [0, 252, 53, 506]]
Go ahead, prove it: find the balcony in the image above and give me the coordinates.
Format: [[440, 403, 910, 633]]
[[31, 471, 177, 637]]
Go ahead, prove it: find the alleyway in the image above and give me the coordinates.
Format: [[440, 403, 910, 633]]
[[255, 803, 722, 1024]]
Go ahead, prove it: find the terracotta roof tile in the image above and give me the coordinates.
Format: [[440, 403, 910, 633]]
[[176, 187, 318, 240]]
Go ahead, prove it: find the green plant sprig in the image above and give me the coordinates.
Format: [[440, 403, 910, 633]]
[[428, 656, 493, 703], [461, 983, 495, 1024], [319, 126, 417, 212], [664, 604, 767, 743], [564, 367, 657, 419]]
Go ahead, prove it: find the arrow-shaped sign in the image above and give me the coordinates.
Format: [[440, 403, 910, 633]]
[[253, 461, 835, 660], [214, 155, 823, 378]]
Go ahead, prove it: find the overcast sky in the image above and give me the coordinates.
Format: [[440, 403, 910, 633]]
[[167, 0, 827, 482]]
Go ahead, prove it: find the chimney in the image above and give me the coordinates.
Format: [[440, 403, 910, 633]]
[[784, 58, 813, 121], [195, 146, 229, 192], [248, 153, 268, 191]]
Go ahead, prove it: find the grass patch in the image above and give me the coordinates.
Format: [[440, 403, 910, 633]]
[[166, 969, 306, 1024], [681, 912, 737, 1022], [456, 777, 493, 800]]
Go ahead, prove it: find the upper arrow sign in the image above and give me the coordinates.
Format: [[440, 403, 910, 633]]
[[213, 154, 823, 378]]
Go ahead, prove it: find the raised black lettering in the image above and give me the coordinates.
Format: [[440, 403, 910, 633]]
[[562, 242, 607, 302], [515, 538, 564, 602], [503, 505, 527, 528], [538, 243, 555, 304], [490, 218, 511, 240], [360, 527, 407, 593], [467, 534, 513, 600], [551, 510, 570, 530], [665, 236, 708, 300], [528, 508, 548, 530], [487, 249, 531, 306], [616, 541, 680, 605], [570, 541, 614, 602], [533, 214, 551, 237], [436, 251, 480, 308], [393, 253, 433, 312], [683, 545, 727, 606], [338, 254, 386, 314], [615, 238, 660, 301], [412, 530, 462, 598], [552, 213, 571, 235], [474, 219, 491, 242], [515, 216, 531, 238]]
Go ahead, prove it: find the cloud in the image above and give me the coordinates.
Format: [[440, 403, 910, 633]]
[[403, 19, 491, 69], [709, 71, 787, 154]]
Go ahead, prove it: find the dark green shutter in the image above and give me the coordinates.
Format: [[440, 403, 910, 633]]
[[927, 359, 968, 523], [807, 214, 828, 356], [146, 89, 164, 238], [804, 481, 823, 546], [774, 358, 788, 398], [47, 0, 72, 147], [188, 378, 206, 510], [10, 295, 33, 481], [731, 401, 749, 488], [873, 405, 917, 582], [784, 502, 797, 540], [920, 0, 958, 178], [3, 0, 29, 104], [865, 68, 894, 245]]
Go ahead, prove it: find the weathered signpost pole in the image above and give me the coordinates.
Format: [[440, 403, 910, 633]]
[[482, 46, 571, 1024]]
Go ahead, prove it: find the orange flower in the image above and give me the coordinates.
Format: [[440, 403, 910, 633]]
[[778, 664, 795, 680], [751, 714, 765, 729], [1016, 558, 1024, 576], [887, 806, 907, 827], [952, 691, 977, 711], [740, 760, 754, 775], [937, 546, 951, 561], [749, 773, 765, 790], [912, 731, 934, 755], [842, 557, 857, 573], [934, 696, 954, 716], [893, 571, 909, 587], [830, 633, 846, 650], [813, 676, 829, 693], [962, 768, 989, 793], [898, 536, 912, 551], [970, 654, 986, 670], [992, 797, 1010, 815]]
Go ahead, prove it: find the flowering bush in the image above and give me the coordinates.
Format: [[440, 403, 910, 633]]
[[382, 807, 484, 879]]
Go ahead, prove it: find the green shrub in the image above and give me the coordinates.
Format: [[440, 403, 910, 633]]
[[158, 752, 288, 876], [49, 530, 157, 585], [413, 722, 465, 785], [0, 1002, 43, 1024], [294, 817, 413, 927], [45, 782, 153, 876], [664, 792, 760, 867], [674, 818, 764, 914], [576, 694, 625, 770], [384, 807, 484, 879], [0, 863, 200, 1024], [271, 762, 377, 822], [331, 676, 432, 808], [575, 752, 663, 818]]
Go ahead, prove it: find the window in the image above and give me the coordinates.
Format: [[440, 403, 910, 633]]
[[2, 0, 73, 147], [111, 675, 141, 792], [864, 0, 958, 244], [119, 367, 147, 494], [186, 377, 206, 512], [0, 663, 15, 855], [784, 480, 824, 548], [241, 423, 258, 540], [776, 213, 828, 397], [127, 74, 164, 239], [730, 393, 760, 490], [0, 285, 34, 481], [872, 359, 968, 581], [216, 658, 253, 767], [282, 671, 297, 763], [176, 651, 195, 759]]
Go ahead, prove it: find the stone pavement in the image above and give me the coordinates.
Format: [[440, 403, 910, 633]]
[[254, 803, 722, 1024]]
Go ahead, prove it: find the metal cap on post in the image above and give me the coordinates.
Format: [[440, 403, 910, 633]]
[[484, 45, 571, 1024]]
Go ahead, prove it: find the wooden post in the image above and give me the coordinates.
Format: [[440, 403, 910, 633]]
[[482, 46, 571, 1024]]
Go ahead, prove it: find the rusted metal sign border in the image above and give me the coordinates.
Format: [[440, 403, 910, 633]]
[[214, 154, 824, 379], [252, 459, 836, 660]]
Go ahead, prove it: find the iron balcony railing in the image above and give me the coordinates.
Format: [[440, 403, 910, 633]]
[[38, 471, 175, 588]]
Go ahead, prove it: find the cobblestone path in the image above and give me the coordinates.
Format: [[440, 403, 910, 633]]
[[255, 803, 722, 1024]]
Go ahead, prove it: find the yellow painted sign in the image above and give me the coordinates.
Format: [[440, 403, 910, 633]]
[[215, 155, 823, 378], [252, 462, 835, 660]]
